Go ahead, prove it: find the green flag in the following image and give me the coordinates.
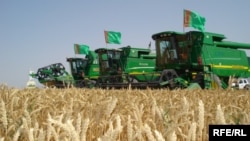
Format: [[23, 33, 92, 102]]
[[74, 44, 89, 55], [184, 9, 206, 32], [104, 30, 121, 44]]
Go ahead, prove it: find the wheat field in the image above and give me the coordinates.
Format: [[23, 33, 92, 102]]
[[0, 84, 250, 141]]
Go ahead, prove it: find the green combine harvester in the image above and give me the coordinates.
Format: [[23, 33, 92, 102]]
[[151, 30, 250, 89], [95, 46, 158, 88], [31, 51, 99, 88], [95, 31, 250, 89], [31, 31, 250, 90]]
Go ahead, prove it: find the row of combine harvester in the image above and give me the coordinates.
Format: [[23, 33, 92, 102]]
[[30, 30, 250, 90]]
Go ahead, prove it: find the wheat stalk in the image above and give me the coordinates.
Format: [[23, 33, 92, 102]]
[[105, 97, 118, 117], [0, 100, 8, 134], [13, 126, 22, 141], [98, 120, 113, 141], [10, 96, 19, 115], [133, 125, 143, 141], [2, 86, 250, 140], [80, 118, 90, 141], [37, 128, 45, 141], [67, 119, 79, 141], [76, 113, 82, 135], [191, 122, 197, 141], [33, 122, 39, 140], [22, 117, 29, 137], [168, 131, 177, 141], [198, 99, 204, 140], [127, 115, 133, 141], [151, 97, 157, 121], [49, 120, 59, 141], [24, 108, 32, 128], [187, 122, 197, 141], [28, 128, 34, 141], [182, 96, 189, 112], [47, 114, 52, 141], [155, 106, 163, 121]]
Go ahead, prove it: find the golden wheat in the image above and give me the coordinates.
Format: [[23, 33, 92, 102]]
[[0, 84, 250, 141]]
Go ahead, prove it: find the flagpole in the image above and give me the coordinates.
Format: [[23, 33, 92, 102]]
[[74, 44, 76, 58], [104, 30, 108, 49], [183, 9, 185, 33]]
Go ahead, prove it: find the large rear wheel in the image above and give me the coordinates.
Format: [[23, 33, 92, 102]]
[[159, 69, 178, 89]]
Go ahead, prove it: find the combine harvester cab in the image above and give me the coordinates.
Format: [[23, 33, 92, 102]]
[[95, 46, 160, 89], [151, 31, 250, 89], [66, 51, 99, 88]]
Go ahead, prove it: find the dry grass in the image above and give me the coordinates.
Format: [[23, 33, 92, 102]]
[[0, 84, 250, 141]]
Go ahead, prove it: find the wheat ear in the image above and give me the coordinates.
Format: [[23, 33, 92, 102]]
[[216, 104, 226, 124], [144, 124, 156, 141], [191, 122, 197, 141], [66, 119, 80, 141], [154, 130, 165, 141], [110, 115, 123, 141], [80, 118, 90, 141], [182, 96, 189, 113], [98, 115, 123, 141], [76, 113, 82, 135], [105, 97, 117, 117], [97, 120, 113, 141]]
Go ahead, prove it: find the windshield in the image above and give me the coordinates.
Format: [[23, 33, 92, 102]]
[[71, 59, 88, 74], [99, 50, 122, 75], [156, 35, 189, 67], [159, 37, 177, 60]]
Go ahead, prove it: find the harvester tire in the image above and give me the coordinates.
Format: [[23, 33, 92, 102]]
[[159, 69, 178, 88], [193, 72, 205, 89], [244, 84, 250, 90]]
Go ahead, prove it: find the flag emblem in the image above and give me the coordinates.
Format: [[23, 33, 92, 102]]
[[184, 9, 206, 32], [104, 30, 121, 44]]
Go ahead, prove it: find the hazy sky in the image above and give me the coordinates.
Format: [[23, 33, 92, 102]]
[[1, 0, 250, 88]]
